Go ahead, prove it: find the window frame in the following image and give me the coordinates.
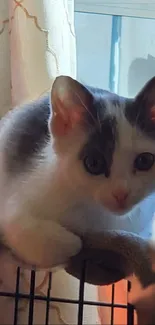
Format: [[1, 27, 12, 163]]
[[75, 1, 155, 19]]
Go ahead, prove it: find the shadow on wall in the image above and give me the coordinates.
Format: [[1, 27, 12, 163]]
[[128, 54, 155, 97]]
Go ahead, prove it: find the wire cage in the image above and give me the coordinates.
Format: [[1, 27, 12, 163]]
[[0, 263, 135, 325]]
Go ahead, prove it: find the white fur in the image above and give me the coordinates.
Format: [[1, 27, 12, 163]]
[[0, 101, 155, 269]]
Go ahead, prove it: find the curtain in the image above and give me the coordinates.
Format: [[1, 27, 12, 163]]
[[0, 0, 100, 324], [0, 0, 76, 115]]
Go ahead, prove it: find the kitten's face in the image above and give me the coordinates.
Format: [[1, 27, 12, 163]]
[[51, 76, 155, 215]]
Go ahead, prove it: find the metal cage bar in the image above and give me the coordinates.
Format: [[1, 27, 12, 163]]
[[0, 265, 135, 325]]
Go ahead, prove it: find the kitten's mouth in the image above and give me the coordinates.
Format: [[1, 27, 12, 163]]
[[105, 203, 131, 215], [116, 203, 128, 212], [115, 207, 129, 214]]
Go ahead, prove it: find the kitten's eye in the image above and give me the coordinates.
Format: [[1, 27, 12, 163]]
[[134, 152, 155, 171], [83, 153, 108, 176]]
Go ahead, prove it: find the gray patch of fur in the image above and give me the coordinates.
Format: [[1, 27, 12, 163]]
[[0, 94, 50, 174]]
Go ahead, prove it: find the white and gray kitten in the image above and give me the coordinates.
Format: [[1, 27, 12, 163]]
[[0, 75, 155, 268]]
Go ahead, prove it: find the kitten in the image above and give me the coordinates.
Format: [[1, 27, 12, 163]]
[[0, 75, 155, 268]]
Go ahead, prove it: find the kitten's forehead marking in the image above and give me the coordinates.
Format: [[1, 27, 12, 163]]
[[117, 115, 155, 154], [111, 97, 155, 152], [80, 95, 121, 175], [81, 87, 155, 178]]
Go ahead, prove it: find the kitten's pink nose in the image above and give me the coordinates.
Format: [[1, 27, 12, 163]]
[[113, 189, 129, 206]]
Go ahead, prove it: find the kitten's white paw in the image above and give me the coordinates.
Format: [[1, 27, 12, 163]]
[[2, 219, 82, 268]]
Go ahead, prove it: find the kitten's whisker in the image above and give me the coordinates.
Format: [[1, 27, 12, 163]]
[[131, 103, 142, 145], [135, 101, 142, 130], [96, 107, 102, 133]]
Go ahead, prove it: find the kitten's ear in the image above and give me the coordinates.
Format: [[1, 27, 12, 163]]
[[50, 76, 93, 137], [135, 77, 155, 122]]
